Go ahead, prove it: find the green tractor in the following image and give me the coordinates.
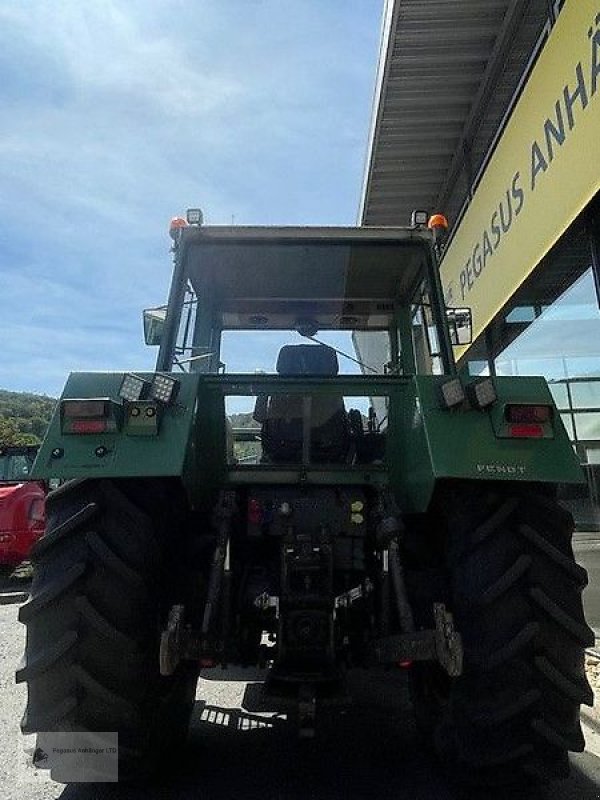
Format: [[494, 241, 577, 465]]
[[19, 215, 593, 785]]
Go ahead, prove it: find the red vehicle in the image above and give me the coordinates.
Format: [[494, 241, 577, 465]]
[[0, 446, 45, 567]]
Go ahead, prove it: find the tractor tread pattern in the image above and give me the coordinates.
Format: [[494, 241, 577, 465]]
[[44, 478, 87, 507], [535, 655, 594, 706], [471, 497, 519, 547], [532, 717, 585, 753], [519, 523, 588, 586], [71, 664, 140, 724], [530, 586, 595, 646], [16, 630, 78, 682], [21, 695, 79, 735], [430, 485, 591, 787], [469, 621, 538, 671], [467, 688, 541, 727], [18, 563, 86, 623], [85, 531, 147, 589], [75, 596, 139, 650], [479, 554, 532, 605], [18, 478, 199, 783], [31, 503, 98, 561]]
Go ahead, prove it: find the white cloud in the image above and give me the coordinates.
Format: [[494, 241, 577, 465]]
[[0, 1, 383, 396], [0, 2, 240, 117]]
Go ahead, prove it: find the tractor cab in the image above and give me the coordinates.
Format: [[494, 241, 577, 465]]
[[150, 223, 462, 377], [145, 223, 468, 473]]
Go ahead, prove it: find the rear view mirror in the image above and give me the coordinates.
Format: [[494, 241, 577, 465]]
[[446, 307, 472, 346], [143, 306, 167, 346]]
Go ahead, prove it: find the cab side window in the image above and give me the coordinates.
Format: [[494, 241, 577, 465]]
[[411, 286, 443, 375]]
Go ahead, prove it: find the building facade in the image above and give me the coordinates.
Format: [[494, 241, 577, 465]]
[[361, 0, 600, 529]]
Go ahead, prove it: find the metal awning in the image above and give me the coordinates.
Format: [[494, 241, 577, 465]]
[[360, 0, 558, 230]]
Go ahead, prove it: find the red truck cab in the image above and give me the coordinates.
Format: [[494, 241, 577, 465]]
[[0, 446, 45, 567]]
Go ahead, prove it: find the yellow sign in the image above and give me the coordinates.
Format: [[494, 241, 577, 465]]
[[441, 0, 600, 358]]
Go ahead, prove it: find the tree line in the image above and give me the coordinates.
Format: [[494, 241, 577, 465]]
[[0, 389, 56, 447]]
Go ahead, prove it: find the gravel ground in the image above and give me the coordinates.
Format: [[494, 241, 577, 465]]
[[585, 653, 600, 694], [0, 604, 57, 799], [3, 600, 600, 800], [584, 652, 600, 730]]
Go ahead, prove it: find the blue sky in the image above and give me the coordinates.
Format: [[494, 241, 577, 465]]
[[0, 1, 383, 397]]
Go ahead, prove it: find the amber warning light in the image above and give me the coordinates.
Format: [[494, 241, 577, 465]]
[[428, 214, 449, 230], [169, 216, 188, 240]]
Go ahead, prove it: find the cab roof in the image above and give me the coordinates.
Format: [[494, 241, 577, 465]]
[[179, 226, 432, 331]]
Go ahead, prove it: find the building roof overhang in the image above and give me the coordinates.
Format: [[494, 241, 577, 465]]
[[360, 0, 556, 230]]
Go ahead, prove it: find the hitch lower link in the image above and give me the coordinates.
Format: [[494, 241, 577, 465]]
[[160, 490, 236, 675], [159, 602, 221, 675], [370, 490, 463, 677], [369, 602, 463, 677]]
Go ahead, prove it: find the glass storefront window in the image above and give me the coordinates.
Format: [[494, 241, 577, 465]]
[[571, 381, 600, 410], [478, 201, 600, 530], [505, 306, 537, 323], [495, 270, 600, 379], [549, 383, 569, 409], [588, 449, 600, 465], [560, 414, 575, 439], [575, 413, 600, 441]]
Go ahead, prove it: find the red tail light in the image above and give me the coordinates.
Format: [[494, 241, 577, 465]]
[[508, 423, 544, 438], [505, 404, 552, 424], [60, 398, 119, 434], [62, 400, 108, 418], [71, 419, 108, 434]]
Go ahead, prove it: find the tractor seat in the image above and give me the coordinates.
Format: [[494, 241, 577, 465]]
[[255, 345, 349, 463]]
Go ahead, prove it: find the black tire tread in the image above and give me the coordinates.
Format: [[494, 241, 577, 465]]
[[18, 478, 199, 783], [18, 563, 86, 622], [466, 687, 541, 727], [21, 695, 79, 735], [535, 655, 594, 706], [532, 717, 585, 752], [478, 554, 532, 605], [74, 596, 139, 650], [85, 531, 147, 589], [31, 503, 98, 561], [472, 497, 519, 547], [468, 621, 538, 671], [530, 586, 594, 646], [71, 664, 140, 724], [420, 483, 592, 787], [16, 630, 78, 682], [520, 523, 588, 586]]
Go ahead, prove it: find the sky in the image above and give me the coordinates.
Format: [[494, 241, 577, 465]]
[[0, 1, 384, 397]]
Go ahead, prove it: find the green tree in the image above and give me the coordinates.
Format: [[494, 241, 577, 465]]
[[0, 417, 40, 446]]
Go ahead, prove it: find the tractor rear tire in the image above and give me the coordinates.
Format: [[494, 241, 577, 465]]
[[413, 483, 594, 786], [17, 478, 199, 783]]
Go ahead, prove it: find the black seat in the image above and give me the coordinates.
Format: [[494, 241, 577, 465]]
[[255, 345, 349, 463]]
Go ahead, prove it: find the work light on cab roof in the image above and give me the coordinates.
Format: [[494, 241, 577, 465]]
[[186, 208, 203, 226]]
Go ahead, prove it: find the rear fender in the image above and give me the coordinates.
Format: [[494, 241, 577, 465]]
[[392, 375, 584, 513], [30, 371, 200, 486]]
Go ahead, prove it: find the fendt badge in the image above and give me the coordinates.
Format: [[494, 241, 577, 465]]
[[477, 463, 526, 476]]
